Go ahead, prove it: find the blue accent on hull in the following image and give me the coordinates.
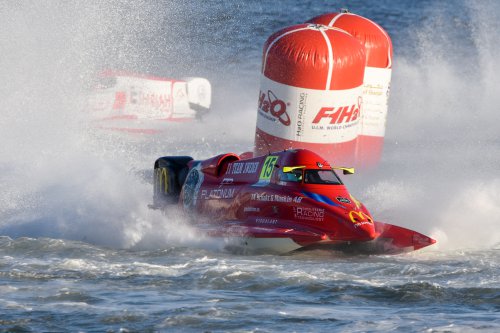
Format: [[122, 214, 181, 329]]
[[302, 191, 344, 208]]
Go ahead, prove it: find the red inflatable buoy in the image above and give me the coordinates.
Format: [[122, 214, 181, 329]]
[[254, 23, 366, 166], [308, 12, 393, 168]]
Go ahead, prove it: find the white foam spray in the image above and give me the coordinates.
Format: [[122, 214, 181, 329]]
[[0, 1, 215, 249]]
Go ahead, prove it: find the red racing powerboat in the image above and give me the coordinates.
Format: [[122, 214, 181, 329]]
[[152, 149, 436, 254]]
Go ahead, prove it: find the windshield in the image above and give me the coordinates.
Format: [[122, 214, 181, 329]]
[[304, 169, 342, 185], [279, 169, 303, 183]]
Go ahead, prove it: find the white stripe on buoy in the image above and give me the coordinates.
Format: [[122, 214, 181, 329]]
[[328, 13, 344, 27], [319, 28, 334, 90], [328, 13, 392, 69]]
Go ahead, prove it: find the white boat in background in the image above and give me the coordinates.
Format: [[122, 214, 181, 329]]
[[87, 70, 211, 133]]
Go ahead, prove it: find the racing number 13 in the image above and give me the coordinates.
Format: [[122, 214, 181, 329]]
[[259, 156, 278, 180]]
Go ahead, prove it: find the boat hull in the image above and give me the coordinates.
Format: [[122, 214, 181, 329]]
[[195, 220, 436, 255]]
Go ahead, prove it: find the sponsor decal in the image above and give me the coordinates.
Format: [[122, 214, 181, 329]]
[[220, 178, 234, 186], [251, 193, 303, 203], [251, 193, 274, 202], [294, 196, 304, 203], [244, 207, 260, 213], [182, 163, 204, 210], [200, 188, 235, 200], [130, 86, 172, 112], [336, 196, 351, 204], [253, 155, 278, 187], [348, 211, 373, 225], [256, 76, 363, 143], [255, 218, 278, 225], [293, 207, 325, 222], [155, 167, 168, 195], [353, 221, 372, 228], [260, 156, 278, 180], [113, 91, 127, 110], [258, 90, 291, 126], [296, 92, 307, 137], [311, 97, 362, 128], [227, 161, 259, 175]]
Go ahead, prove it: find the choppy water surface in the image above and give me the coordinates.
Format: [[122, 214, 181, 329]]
[[1, 0, 499, 331], [1, 237, 498, 332]]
